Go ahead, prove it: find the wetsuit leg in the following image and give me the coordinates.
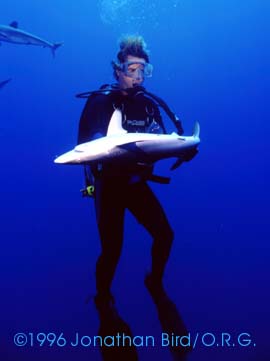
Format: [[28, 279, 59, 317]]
[[94, 177, 126, 297], [127, 181, 174, 281]]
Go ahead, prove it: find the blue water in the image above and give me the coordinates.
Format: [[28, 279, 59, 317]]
[[1, 1, 269, 360]]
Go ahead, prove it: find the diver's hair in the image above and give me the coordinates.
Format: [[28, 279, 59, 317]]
[[112, 34, 150, 80]]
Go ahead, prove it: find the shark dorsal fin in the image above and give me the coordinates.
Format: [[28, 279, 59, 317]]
[[9, 21, 18, 28], [106, 109, 127, 136]]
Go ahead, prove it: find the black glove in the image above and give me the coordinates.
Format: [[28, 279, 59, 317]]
[[175, 120, 184, 135], [181, 148, 198, 162]]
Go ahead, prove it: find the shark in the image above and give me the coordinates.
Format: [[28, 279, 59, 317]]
[[54, 109, 200, 170], [0, 78, 11, 89], [0, 21, 62, 56]]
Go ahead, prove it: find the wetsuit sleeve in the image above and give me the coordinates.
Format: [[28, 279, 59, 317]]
[[77, 94, 113, 144]]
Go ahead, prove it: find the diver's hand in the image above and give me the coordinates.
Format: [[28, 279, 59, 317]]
[[182, 148, 198, 162]]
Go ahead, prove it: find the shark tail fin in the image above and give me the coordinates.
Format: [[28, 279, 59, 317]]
[[51, 42, 63, 57], [193, 121, 200, 138]]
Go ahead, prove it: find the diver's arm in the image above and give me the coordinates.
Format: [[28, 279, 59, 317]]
[[77, 95, 109, 144], [77, 97, 93, 144], [77, 95, 110, 197]]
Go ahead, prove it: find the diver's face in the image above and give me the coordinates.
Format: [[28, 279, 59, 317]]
[[117, 55, 146, 89]]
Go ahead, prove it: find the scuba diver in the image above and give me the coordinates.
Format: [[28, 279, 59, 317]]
[[77, 35, 197, 309]]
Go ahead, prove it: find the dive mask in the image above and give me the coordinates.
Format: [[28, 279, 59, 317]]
[[120, 61, 153, 79]]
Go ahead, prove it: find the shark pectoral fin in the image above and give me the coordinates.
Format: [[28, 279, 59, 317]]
[[117, 142, 146, 154], [9, 21, 18, 28], [117, 142, 150, 162], [170, 157, 184, 171]]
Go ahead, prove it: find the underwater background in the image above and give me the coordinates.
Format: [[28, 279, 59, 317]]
[[1, 0, 269, 360]]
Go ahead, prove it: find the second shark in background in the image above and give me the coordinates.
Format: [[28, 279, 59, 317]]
[[0, 21, 62, 56]]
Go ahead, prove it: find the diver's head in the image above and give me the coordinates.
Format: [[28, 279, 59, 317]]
[[112, 35, 153, 89]]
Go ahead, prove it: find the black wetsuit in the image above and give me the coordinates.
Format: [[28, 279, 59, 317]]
[[78, 88, 174, 298]]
